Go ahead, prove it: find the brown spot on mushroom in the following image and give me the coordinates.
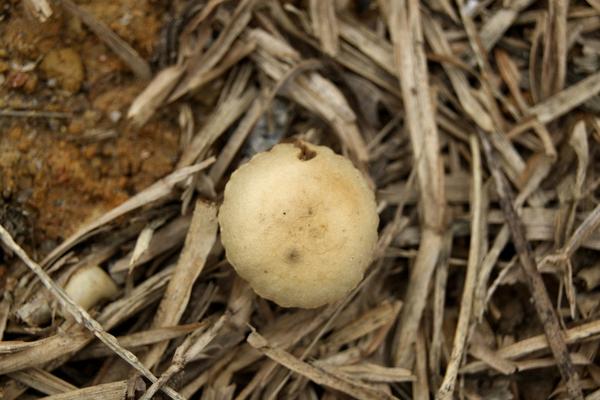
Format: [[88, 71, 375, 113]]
[[293, 140, 316, 161], [286, 248, 301, 264]]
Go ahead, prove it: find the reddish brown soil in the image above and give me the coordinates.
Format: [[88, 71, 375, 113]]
[[0, 1, 179, 247]]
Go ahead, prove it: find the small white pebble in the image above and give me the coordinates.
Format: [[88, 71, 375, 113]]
[[463, 0, 479, 16], [109, 110, 122, 123], [119, 12, 132, 26]]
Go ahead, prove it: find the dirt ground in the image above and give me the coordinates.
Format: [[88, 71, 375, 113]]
[[0, 0, 178, 249]]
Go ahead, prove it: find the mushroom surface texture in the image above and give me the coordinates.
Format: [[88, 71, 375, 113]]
[[218, 140, 379, 308]]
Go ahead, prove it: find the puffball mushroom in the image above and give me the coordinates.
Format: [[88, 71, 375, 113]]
[[17, 265, 118, 326], [63, 265, 119, 311], [219, 140, 378, 308]]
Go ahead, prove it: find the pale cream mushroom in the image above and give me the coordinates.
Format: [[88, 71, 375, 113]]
[[63, 265, 119, 311], [17, 265, 118, 325], [219, 140, 378, 308]]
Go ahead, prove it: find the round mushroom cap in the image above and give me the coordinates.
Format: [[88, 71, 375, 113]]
[[219, 141, 379, 308]]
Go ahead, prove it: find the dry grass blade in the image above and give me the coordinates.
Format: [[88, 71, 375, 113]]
[[169, 0, 255, 101], [310, 0, 339, 56], [0, 328, 90, 374], [528, 71, 600, 124], [140, 314, 228, 400], [423, 17, 493, 132], [437, 135, 484, 399], [479, 0, 535, 50], [127, 65, 186, 127], [413, 331, 429, 399], [457, 0, 527, 185], [319, 363, 413, 383], [126, 225, 156, 292], [39, 381, 128, 400], [547, 204, 600, 262], [337, 15, 395, 75], [540, 0, 568, 98], [8, 368, 77, 396], [247, 330, 399, 400], [0, 341, 40, 354], [143, 200, 218, 369], [385, 0, 446, 367], [495, 49, 530, 113], [110, 216, 191, 274], [58, 0, 151, 80], [514, 353, 591, 372], [177, 89, 256, 167], [324, 300, 401, 349], [462, 319, 600, 374], [478, 131, 583, 399], [468, 343, 517, 375], [208, 96, 265, 184], [74, 322, 208, 360], [429, 233, 452, 386]]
